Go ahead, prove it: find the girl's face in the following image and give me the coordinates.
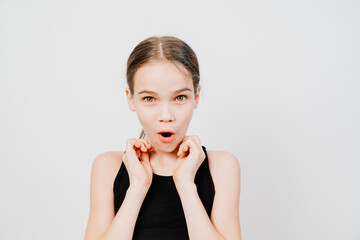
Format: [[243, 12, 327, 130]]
[[126, 59, 200, 153]]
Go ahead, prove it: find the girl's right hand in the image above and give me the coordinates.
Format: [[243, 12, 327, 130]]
[[123, 138, 154, 190]]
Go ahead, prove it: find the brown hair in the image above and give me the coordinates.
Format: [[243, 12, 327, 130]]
[[126, 36, 200, 139]]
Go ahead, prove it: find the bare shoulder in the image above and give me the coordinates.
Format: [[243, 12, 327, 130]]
[[206, 150, 241, 189], [91, 151, 125, 184], [85, 151, 125, 239], [207, 150, 240, 174], [205, 150, 242, 239]]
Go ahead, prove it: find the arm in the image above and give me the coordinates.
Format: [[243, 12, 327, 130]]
[[175, 151, 241, 240], [84, 152, 148, 240], [100, 186, 148, 240]]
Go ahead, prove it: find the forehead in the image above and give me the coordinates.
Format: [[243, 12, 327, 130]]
[[133, 60, 194, 94]]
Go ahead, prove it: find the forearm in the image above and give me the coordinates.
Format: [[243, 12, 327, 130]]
[[175, 182, 225, 240], [99, 186, 148, 240]]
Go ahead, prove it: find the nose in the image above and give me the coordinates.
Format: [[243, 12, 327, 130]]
[[158, 103, 175, 122]]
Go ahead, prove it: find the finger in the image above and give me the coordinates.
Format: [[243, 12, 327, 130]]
[[134, 140, 141, 149], [186, 135, 199, 147], [140, 140, 153, 152], [182, 136, 190, 142], [126, 139, 140, 153], [178, 141, 190, 157], [183, 143, 189, 153], [177, 137, 189, 156], [140, 151, 150, 164], [126, 139, 138, 157], [177, 142, 185, 156], [142, 140, 153, 150], [131, 139, 147, 152], [137, 139, 153, 152], [136, 148, 141, 157], [187, 136, 201, 151], [138, 141, 148, 152], [186, 139, 198, 153]]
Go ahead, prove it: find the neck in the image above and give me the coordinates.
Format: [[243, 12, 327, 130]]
[[144, 136, 180, 175], [149, 148, 178, 164], [148, 149, 179, 176]]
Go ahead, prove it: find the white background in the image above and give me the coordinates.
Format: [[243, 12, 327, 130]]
[[1, 0, 359, 239]]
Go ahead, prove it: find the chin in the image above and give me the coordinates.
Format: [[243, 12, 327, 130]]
[[155, 143, 179, 153], [155, 140, 182, 153]]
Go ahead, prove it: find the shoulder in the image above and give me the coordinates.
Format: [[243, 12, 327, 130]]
[[206, 149, 240, 175], [85, 151, 125, 239], [91, 151, 125, 185], [206, 150, 241, 190], [92, 151, 124, 170], [205, 149, 242, 239]]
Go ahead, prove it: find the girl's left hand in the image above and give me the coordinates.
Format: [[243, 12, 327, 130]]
[[173, 135, 205, 186]]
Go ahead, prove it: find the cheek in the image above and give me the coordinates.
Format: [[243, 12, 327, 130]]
[[175, 105, 194, 124], [135, 107, 154, 127]]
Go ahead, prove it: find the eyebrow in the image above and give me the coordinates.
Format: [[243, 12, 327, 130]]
[[137, 87, 192, 95]]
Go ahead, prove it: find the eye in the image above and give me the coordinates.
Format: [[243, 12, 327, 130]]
[[175, 95, 187, 101], [144, 96, 155, 102]]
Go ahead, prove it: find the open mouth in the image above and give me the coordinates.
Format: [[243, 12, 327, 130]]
[[158, 131, 175, 143], [161, 132, 172, 137]]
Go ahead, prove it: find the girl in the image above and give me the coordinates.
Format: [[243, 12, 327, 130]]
[[85, 36, 241, 240]]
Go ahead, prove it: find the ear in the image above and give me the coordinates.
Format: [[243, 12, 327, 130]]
[[126, 88, 136, 112], [194, 86, 200, 109]]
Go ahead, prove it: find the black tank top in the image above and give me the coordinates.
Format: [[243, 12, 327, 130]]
[[113, 145, 215, 240]]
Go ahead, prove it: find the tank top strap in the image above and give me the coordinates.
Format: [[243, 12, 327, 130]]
[[113, 159, 129, 213], [194, 145, 215, 217]]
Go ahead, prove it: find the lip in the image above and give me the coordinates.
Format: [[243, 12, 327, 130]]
[[157, 130, 175, 143], [158, 130, 175, 134]]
